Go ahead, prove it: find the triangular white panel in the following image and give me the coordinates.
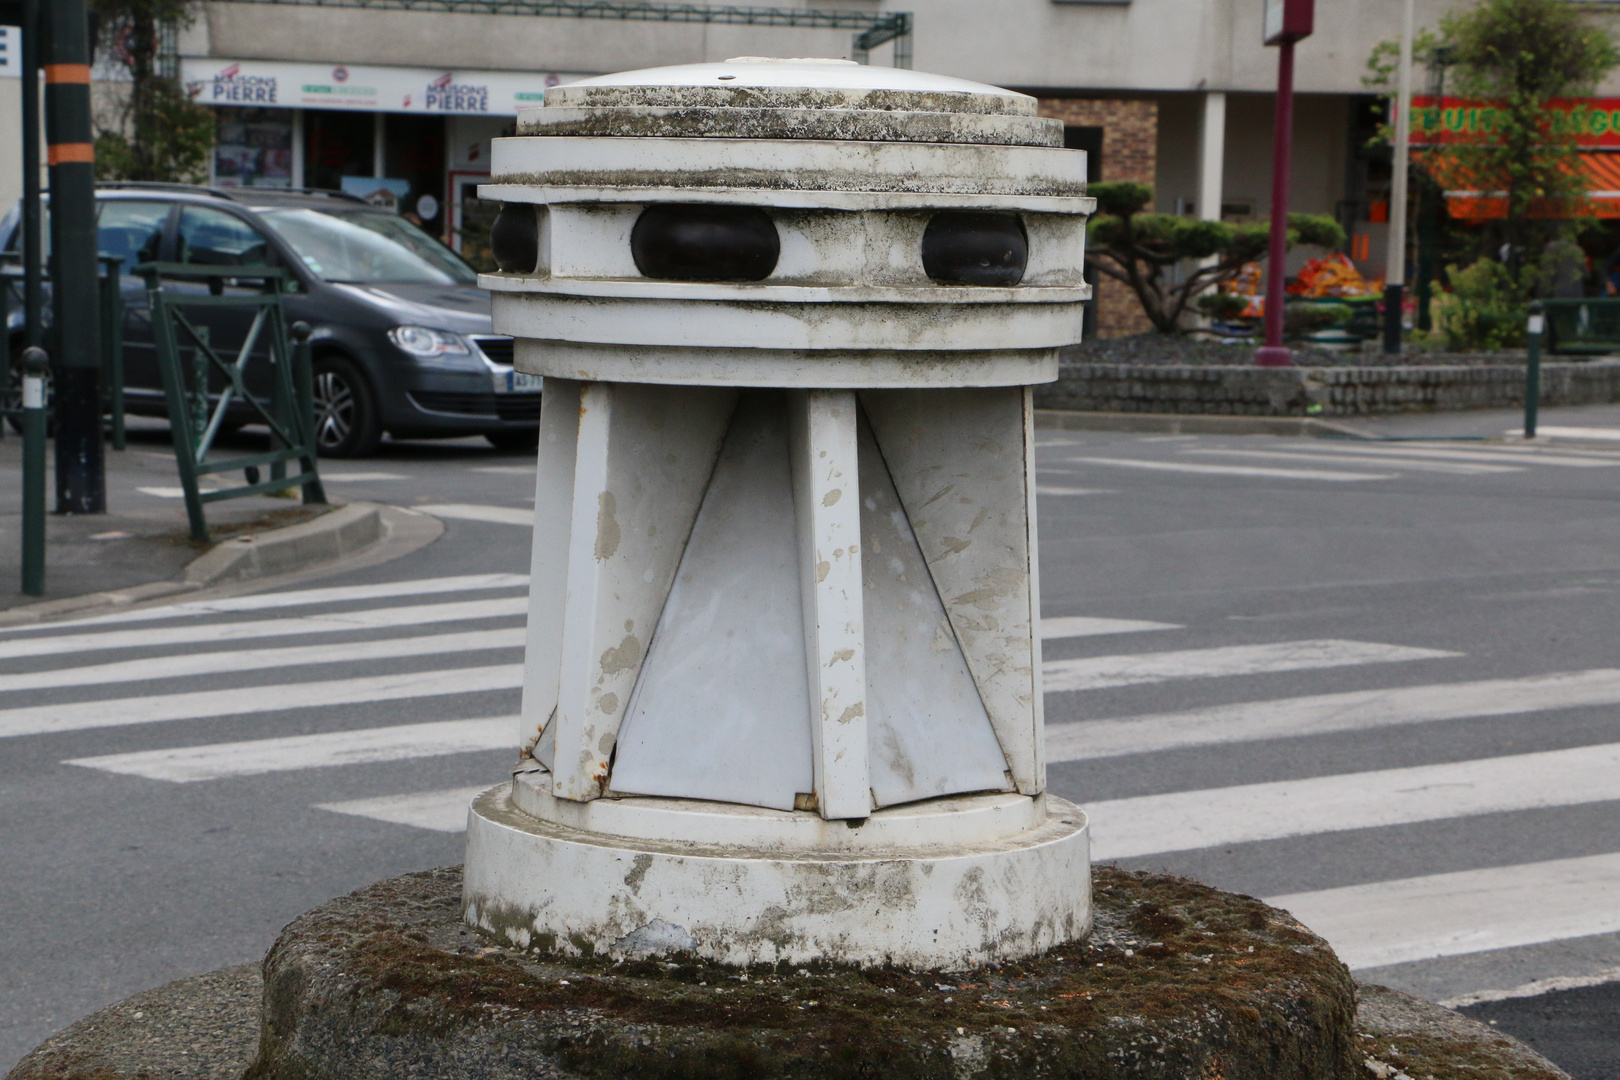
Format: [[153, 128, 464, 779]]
[[610, 393, 814, 811], [858, 413, 1010, 808], [861, 388, 1040, 794]]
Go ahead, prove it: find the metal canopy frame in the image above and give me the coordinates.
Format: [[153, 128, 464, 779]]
[[203, 0, 914, 67]]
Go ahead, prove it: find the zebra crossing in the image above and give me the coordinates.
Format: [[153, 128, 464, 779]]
[[1036, 432, 1620, 485], [4, 566, 1618, 1000]]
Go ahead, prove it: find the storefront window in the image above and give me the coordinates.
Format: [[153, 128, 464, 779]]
[[384, 113, 448, 241], [305, 111, 376, 192], [213, 107, 294, 189]]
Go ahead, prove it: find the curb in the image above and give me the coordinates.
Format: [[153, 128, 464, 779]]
[[1035, 409, 1372, 439], [0, 501, 399, 629]]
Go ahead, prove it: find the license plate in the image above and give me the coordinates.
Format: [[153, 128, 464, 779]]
[[497, 370, 543, 393]]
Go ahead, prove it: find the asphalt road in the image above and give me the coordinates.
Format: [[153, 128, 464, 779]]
[[2, 420, 1618, 1076]]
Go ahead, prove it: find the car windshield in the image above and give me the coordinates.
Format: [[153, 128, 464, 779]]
[[257, 207, 477, 285]]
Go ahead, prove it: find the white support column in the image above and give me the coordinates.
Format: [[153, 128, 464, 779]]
[[549, 382, 736, 802], [290, 109, 305, 189], [789, 389, 870, 821], [1198, 91, 1227, 224], [519, 378, 581, 760]]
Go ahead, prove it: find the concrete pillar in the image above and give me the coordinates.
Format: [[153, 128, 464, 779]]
[[1198, 90, 1227, 223], [462, 57, 1093, 972]]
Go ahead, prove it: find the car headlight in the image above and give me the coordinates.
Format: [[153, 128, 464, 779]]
[[388, 325, 474, 366]]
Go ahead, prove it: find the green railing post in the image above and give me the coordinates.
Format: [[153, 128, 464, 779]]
[[1525, 300, 1544, 440], [21, 346, 49, 596]]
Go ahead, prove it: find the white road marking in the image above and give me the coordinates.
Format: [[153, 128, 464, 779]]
[[316, 472, 409, 482], [0, 596, 528, 660], [0, 573, 529, 633], [1308, 442, 1620, 468], [1087, 741, 1620, 860], [316, 785, 490, 832], [1507, 426, 1620, 442], [1267, 852, 1620, 970], [1042, 639, 1455, 694], [417, 503, 534, 526], [136, 487, 214, 498], [1044, 668, 1620, 762], [66, 718, 515, 782], [0, 628, 526, 693], [1036, 486, 1118, 496], [1182, 448, 1519, 474], [1041, 616, 1182, 639], [1062, 457, 1394, 482], [470, 465, 538, 475], [0, 664, 524, 739], [1439, 965, 1620, 1008]]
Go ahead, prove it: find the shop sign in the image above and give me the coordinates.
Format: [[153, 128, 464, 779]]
[[1410, 95, 1620, 148], [181, 57, 590, 116]]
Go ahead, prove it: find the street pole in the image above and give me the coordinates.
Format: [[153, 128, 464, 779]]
[[21, 346, 48, 595], [1524, 301, 1544, 440], [1256, 0, 1314, 368], [1383, 0, 1416, 354], [42, 0, 106, 514], [20, 0, 43, 357]]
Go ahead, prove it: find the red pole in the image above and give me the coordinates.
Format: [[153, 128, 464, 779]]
[[1256, 38, 1296, 368]]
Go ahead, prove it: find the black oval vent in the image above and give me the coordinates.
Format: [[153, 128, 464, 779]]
[[921, 212, 1028, 286], [491, 203, 540, 273], [631, 205, 779, 282]]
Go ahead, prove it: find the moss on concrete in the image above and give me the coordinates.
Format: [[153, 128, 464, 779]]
[[246, 866, 1362, 1080]]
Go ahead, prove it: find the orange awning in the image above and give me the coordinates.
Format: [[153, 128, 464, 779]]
[[1443, 151, 1620, 220]]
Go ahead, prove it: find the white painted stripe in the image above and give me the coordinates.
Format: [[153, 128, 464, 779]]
[[315, 785, 488, 832], [417, 503, 534, 526], [1183, 448, 1518, 475], [1041, 616, 1182, 640], [0, 596, 528, 660], [1508, 425, 1620, 442], [0, 628, 526, 693], [0, 664, 523, 739], [1439, 965, 1620, 1008], [471, 465, 538, 475], [1042, 639, 1455, 694], [317, 472, 409, 481], [65, 718, 515, 782], [0, 573, 529, 633], [1036, 486, 1118, 496], [137, 487, 210, 498], [1308, 442, 1620, 468], [1064, 457, 1393, 482], [1267, 852, 1620, 970], [1088, 741, 1620, 860], [1045, 668, 1620, 762]]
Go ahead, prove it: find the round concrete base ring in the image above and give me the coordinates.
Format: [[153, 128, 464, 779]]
[[463, 783, 1092, 970]]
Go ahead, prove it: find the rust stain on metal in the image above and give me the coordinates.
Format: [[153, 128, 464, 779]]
[[599, 634, 642, 675], [822, 488, 842, 507], [835, 702, 865, 725], [595, 491, 621, 560]]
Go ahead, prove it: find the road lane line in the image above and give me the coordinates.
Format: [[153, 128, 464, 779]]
[[417, 503, 535, 526], [1041, 616, 1182, 640], [1036, 486, 1118, 496], [0, 664, 524, 739], [1183, 448, 1518, 474], [1042, 639, 1455, 694], [0, 628, 526, 693], [1266, 852, 1620, 970], [1087, 741, 1620, 860], [0, 573, 530, 633], [1062, 457, 1394, 482], [1044, 668, 1620, 762], [0, 597, 528, 660], [314, 472, 410, 482], [1303, 443, 1620, 468], [315, 785, 490, 832], [65, 718, 515, 782], [1505, 426, 1620, 442]]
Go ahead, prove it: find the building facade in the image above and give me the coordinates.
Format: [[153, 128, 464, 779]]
[[8, 0, 1620, 327]]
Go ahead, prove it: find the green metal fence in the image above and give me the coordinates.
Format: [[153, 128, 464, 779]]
[[140, 262, 326, 541]]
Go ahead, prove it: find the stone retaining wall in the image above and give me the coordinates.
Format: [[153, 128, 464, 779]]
[[1035, 360, 1620, 416]]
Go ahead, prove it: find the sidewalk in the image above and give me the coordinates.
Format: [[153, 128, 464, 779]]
[[0, 424, 347, 614], [1324, 401, 1620, 443]]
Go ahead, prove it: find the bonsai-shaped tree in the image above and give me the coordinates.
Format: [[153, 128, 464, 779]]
[[1086, 182, 1346, 334]]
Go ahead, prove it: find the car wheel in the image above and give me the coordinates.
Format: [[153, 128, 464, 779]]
[[311, 356, 382, 458], [486, 429, 541, 452]]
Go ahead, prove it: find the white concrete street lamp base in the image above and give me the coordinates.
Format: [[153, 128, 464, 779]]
[[464, 781, 1091, 970]]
